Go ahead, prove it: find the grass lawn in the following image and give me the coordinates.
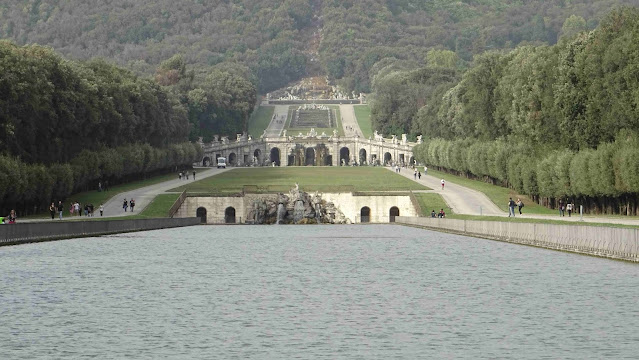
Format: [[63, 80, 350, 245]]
[[414, 193, 453, 216], [248, 106, 275, 138], [421, 168, 556, 215], [353, 105, 372, 138], [24, 173, 181, 219], [170, 167, 430, 193]]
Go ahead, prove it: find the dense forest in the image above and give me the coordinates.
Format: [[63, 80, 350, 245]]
[[408, 8, 639, 215], [1, 0, 636, 94]]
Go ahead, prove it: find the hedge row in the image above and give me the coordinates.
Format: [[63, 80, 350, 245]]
[[0, 142, 203, 214], [414, 137, 639, 198]]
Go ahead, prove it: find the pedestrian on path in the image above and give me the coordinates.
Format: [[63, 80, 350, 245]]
[[425, 166, 428, 175], [179, 172, 182, 180], [57, 201, 64, 220], [193, 170, 196, 180], [441, 179, 445, 190], [517, 198, 524, 215], [508, 198, 516, 217], [418, 171, 421, 179], [414, 169, 417, 179], [558, 199, 565, 217], [49, 202, 55, 220], [130, 199, 135, 212], [123, 198, 128, 212], [99, 204, 104, 216], [567, 202, 573, 217]]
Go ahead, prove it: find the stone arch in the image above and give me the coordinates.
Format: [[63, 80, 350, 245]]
[[384, 152, 392, 166], [409, 156, 415, 166], [389, 206, 399, 222], [360, 206, 370, 223], [305, 147, 316, 166], [399, 154, 405, 165], [325, 155, 332, 166], [202, 156, 211, 167], [228, 152, 237, 166], [196, 207, 207, 223], [270, 147, 280, 166], [225, 207, 236, 224], [288, 154, 295, 166], [339, 147, 350, 166], [359, 149, 367, 165], [253, 149, 262, 163]]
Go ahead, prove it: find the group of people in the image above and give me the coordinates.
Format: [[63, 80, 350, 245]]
[[558, 199, 577, 217], [430, 209, 446, 218], [123, 198, 136, 212], [47, 201, 104, 220], [0, 210, 17, 224], [508, 198, 525, 217], [413, 169, 422, 180], [178, 170, 196, 180]]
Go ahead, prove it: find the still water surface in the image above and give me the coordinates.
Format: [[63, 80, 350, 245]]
[[1, 225, 638, 359]]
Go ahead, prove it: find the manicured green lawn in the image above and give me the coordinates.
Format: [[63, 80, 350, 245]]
[[353, 105, 372, 138], [248, 106, 275, 138], [170, 167, 430, 193], [414, 193, 453, 216], [421, 168, 556, 215]]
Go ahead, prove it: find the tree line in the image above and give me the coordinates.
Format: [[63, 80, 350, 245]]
[[408, 8, 639, 215], [0, 142, 202, 215]]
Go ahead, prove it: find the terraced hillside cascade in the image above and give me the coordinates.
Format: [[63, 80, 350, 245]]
[[291, 105, 335, 128]]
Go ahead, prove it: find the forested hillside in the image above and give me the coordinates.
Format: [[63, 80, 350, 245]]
[[1, 0, 635, 94]]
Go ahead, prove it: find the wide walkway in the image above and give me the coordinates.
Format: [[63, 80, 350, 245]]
[[339, 104, 364, 137], [264, 105, 289, 137], [100, 167, 229, 217], [393, 167, 639, 226]]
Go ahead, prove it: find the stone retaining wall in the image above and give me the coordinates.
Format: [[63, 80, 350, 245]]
[[0, 218, 201, 247], [396, 216, 639, 262]]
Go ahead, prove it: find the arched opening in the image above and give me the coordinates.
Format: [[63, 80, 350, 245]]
[[359, 149, 367, 165], [254, 149, 261, 159], [270, 148, 280, 166], [384, 152, 392, 166], [339, 147, 350, 166], [389, 206, 399, 222], [325, 155, 332, 166], [305, 147, 315, 166], [225, 207, 236, 224], [399, 154, 405, 165], [409, 156, 415, 166], [361, 206, 370, 223], [202, 156, 211, 167], [196, 207, 207, 223], [288, 155, 295, 166], [228, 153, 237, 166]]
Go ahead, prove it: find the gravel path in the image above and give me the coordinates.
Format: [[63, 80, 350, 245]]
[[264, 105, 289, 137], [339, 104, 363, 137]]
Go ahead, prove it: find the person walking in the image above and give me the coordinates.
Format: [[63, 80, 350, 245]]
[[566, 202, 573, 217], [99, 204, 104, 217], [441, 179, 445, 190], [517, 198, 524, 215], [508, 197, 516, 217], [49, 202, 55, 220], [130, 199, 135, 212], [418, 171, 421, 179], [193, 170, 196, 180], [123, 198, 128, 212], [558, 199, 565, 217], [57, 201, 64, 220], [414, 169, 417, 179], [7, 210, 16, 224], [424, 166, 428, 176]]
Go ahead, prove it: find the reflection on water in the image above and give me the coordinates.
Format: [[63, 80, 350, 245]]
[[1, 225, 638, 359]]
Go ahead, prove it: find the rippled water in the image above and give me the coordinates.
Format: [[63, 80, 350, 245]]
[[1, 225, 639, 359]]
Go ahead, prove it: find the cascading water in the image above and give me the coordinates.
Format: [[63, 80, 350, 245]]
[[276, 203, 285, 224], [293, 200, 305, 223]]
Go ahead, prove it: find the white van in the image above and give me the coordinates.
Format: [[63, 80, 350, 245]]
[[217, 157, 226, 169]]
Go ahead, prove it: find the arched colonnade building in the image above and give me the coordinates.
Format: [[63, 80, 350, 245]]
[[200, 133, 418, 168]]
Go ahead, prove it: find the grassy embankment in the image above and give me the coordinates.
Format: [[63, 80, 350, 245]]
[[413, 193, 453, 217], [170, 167, 429, 194], [248, 105, 275, 138], [285, 105, 345, 136], [421, 167, 556, 215], [353, 104, 373, 139]]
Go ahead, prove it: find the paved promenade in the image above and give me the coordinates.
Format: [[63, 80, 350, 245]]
[[392, 167, 639, 226], [339, 104, 364, 137], [264, 105, 289, 137]]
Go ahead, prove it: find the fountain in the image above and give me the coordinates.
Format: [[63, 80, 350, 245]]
[[276, 203, 285, 224]]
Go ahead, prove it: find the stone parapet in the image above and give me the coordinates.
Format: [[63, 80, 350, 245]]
[[396, 217, 639, 262]]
